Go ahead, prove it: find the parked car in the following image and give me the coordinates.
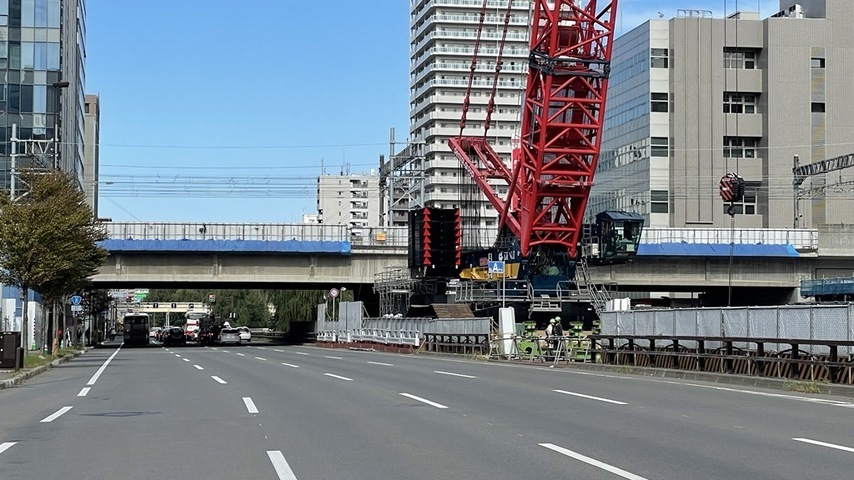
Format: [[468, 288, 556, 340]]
[[218, 328, 241, 345], [237, 327, 251, 343], [162, 327, 186, 346]]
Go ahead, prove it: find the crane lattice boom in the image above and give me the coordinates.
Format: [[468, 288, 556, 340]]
[[449, 0, 618, 258]]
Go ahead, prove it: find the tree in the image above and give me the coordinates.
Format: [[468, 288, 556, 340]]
[[0, 171, 107, 353]]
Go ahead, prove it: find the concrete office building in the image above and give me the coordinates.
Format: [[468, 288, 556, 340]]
[[408, 0, 529, 247], [316, 173, 381, 238], [0, 0, 87, 191], [590, 0, 854, 229], [83, 94, 99, 217]]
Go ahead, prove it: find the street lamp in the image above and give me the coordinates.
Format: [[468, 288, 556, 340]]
[[51, 81, 70, 170]]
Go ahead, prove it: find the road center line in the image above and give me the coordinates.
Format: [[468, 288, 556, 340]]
[[255, 357, 267, 361], [553, 389, 627, 405], [0, 442, 16, 455], [267, 450, 298, 480], [434, 370, 476, 379], [211, 376, 227, 384], [174, 354, 181, 358], [236, 353, 245, 357], [368, 361, 394, 366], [324, 373, 353, 381], [194, 365, 204, 370], [281, 362, 300, 368], [77, 387, 90, 397], [324, 355, 342, 360], [793, 437, 854, 453], [86, 346, 122, 386], [182, 358, 190, 362], [243, 397, 259, 414], [540, 443, 648, 480], [41, 406, 73, 423], [400, 393, 448, 409]]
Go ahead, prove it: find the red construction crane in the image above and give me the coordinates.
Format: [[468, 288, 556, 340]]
[[449, 0, 618, 259]]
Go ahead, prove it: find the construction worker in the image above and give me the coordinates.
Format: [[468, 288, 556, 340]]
[[552, 316, 564, 337]]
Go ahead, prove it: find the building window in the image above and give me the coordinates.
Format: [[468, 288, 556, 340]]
[[722, 183, 758, 215], [723, 92, 758, 114], [651, 93, 668, 112], [723, 48, 757, 69], [650, 190, 669, 213], [723, 137, 759, 158], [811, 57, 825, 69], [650, 137, 669, 157], [651, 48, 668, 68], [811, 102, 826, 113]]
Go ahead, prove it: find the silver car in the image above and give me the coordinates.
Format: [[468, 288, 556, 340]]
[[218, 328, 241, 345]]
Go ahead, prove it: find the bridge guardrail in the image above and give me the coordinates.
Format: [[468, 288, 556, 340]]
[[591, 334, 854, 384]]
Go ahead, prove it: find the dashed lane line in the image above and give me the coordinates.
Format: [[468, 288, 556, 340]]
[[255, 357, 268, 361], [434, 370, 476, 379], [539, 443, 648, 480], [40, 406, 73, 423], [243, 397, 259, 414], [553, 389, 627, 405], [793, 437, 854, 454], [323, 373, 353, 382], [0, 442, 15, 455], [86, 346, 122, 386], [281, 362, 300, 368], [211, 376, 227, 384], [194, 365, 204, 370], [399, 393, 448, 409], [324, 355, 342, 360], [368, 361, 394, 366], [267, 450, 299, 480], [77, 387, 90, 397]]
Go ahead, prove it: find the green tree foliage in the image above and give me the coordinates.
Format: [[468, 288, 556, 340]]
[[268, 290, 329, 332], [0, 172, 107, 350]]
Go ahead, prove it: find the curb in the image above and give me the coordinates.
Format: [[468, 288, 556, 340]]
[[0, 348, 90, 390], [502, 359, 854, 399]]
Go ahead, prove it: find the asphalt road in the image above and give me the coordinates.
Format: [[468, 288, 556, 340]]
[[2, 340, 854, 479]]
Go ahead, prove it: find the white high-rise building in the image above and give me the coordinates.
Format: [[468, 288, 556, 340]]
[[409, 0, 530, 248], [316, 173, 381, 239]]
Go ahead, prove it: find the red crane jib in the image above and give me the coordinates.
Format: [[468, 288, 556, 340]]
[[449, 0, 618, 258]]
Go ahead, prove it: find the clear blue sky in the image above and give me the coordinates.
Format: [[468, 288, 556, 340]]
[[88, 0, 779, 223]]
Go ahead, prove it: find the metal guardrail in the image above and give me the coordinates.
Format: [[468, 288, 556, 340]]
[[640, 227, 819, 250], [591, 334, 854, 384]]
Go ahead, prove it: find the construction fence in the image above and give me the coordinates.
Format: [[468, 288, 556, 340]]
[[600, 304, 854, 355]]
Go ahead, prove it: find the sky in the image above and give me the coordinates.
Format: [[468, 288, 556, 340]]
[[87, 0, 781, 224]]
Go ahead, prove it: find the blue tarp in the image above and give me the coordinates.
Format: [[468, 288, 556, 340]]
[[99, 239, 351, 255], [638, 242, 799, 258]]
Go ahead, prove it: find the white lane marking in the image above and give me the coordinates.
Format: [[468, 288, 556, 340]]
[[324, 355, 342, 360], [257, 347, 267, 350], [182, 358, 190, 362], [0, 442, 16, 455], [86, 346, 122, 386], [255, 357, 267, 361], [243, 397, 259, 414], [221, 350, 230, 353], [194, 365, 204, 370], [274, 349, 284, 352], [324, 373, 353, 381], [40, 406, 73, 423], [211, 376, 227, 384], [434, 370, 477, 379], [236, 353, 245, 357], [294, 352, 309, 356], [793, 437, 854, 454], [174, 354, 181, 358], [553, 389, 627, 405], [164, 349, 170, 352], [540, 443, 648, 480], [267, 450, 298, 480], [77, 387, 90, 397], [368, 361, 394, 367], [211, 347, 218, 350], [400, 393, 448, 409], [281, 362, 300, 368]]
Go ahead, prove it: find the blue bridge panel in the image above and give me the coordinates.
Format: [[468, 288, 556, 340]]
[[638, 242, 799, 257], [99, 239, 351, 255]]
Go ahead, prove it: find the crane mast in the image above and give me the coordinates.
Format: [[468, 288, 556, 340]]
[[449, 0, 618, 259]]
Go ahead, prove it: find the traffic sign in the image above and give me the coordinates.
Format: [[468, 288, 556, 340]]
[[70, 295, 82, 306], [488, 261, 505, 275], [329, 288, 339, 299], [71, 305, 83, 313], [188, 303, 195, 309]]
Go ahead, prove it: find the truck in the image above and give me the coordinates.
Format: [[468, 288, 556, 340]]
[[184, 311, 205, 341]]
